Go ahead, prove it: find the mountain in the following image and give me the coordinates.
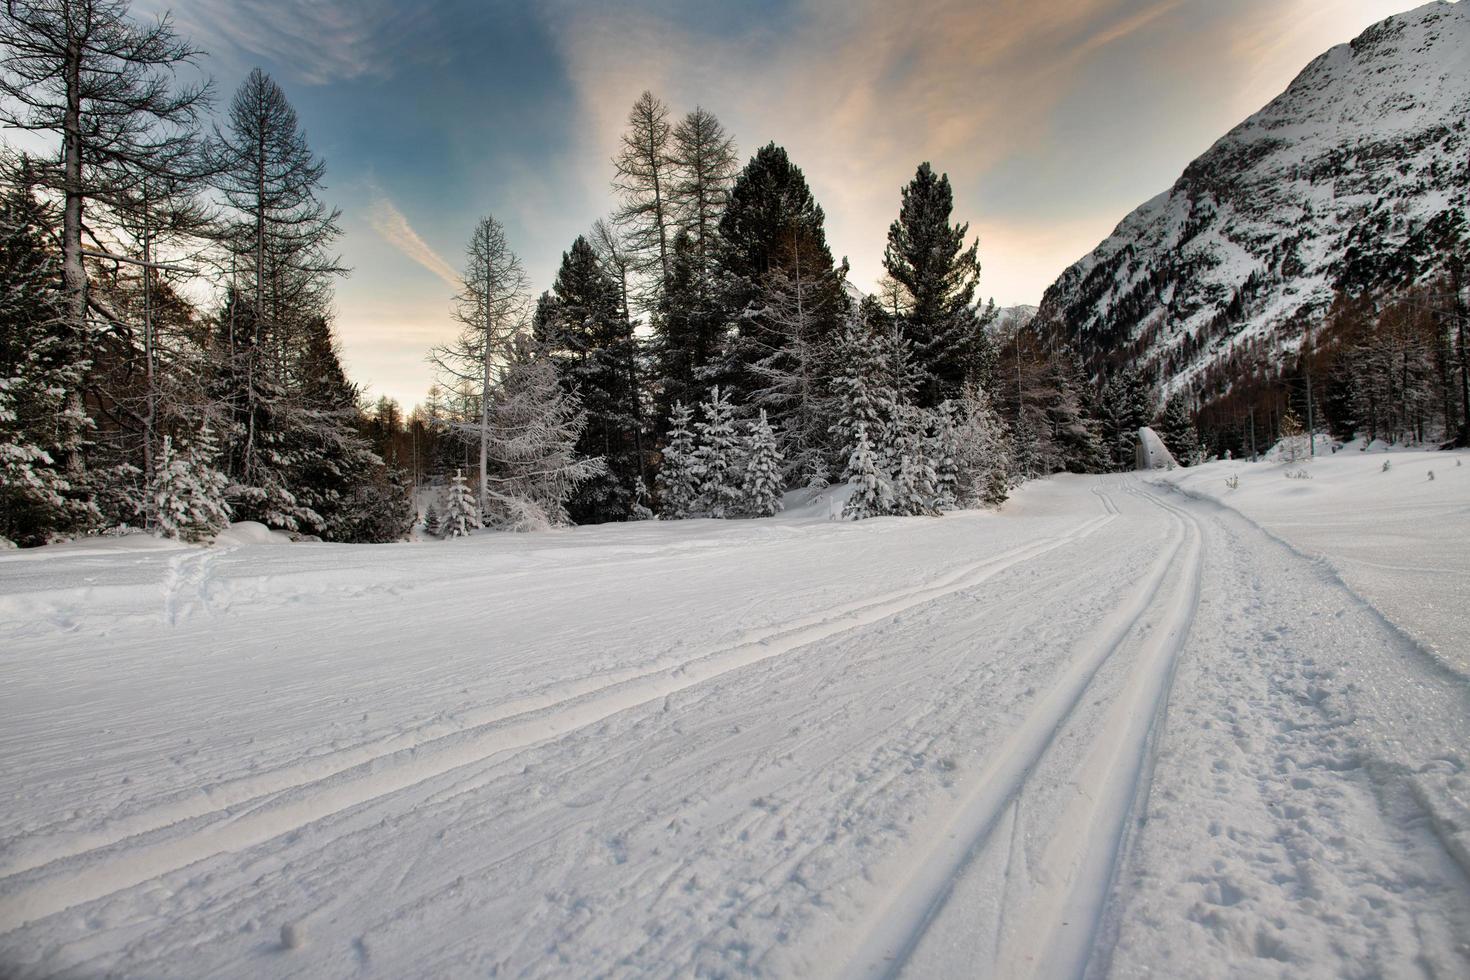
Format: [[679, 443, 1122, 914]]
[[1033, 1, 1470, 398]]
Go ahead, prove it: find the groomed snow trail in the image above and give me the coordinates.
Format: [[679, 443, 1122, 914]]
[[0, 473, 1466, 978]]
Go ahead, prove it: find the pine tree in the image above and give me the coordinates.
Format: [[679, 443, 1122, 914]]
[[657, 401, 700, 519], [890, 406, 939, 517], [716, 143, 847, 409], [1040, 349, 1108, 474], [536, 235, 641, 523], [929, 400, 961, 511], [742, 409, 785, 517], [955, 384, 1013, 507], [1155, 393, 1201, 466], [1097, 367, 1156, 471], [149, 430, 231, 543], [693, 385, 741, 518], [441, 469, 481, 538], [842, 422, 893, 521], [0, 170, 95, 545], [482, 333, 605, 530], [0, 0, 209, 480], [883, 162, 994, 405], [828, 312, 895, 475], [423, 499, 441, 537]]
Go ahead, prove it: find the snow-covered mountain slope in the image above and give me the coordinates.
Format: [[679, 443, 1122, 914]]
[[1034, 0, 1470, 392]]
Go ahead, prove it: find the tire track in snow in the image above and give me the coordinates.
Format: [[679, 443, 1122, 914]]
[[0, 503, 1121, 929], [839, 478, 1202, 980]]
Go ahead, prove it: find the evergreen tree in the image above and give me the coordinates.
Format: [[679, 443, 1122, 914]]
[[693, 385, 741, 519], [655, 231, 725, 425], [842, 422, 893, 521], [828, 311, 896, 476], [955, 384, 1013, 507], [149, 429, 231, 542], [742, 408, 784, 517], [890, 405, 939, 517], [657, 401, 700, 519], [0, 0, 209, 479], [929, 400, 962, 511], [1155, 393, 1201, 466], [483, 333, 605, 530], [422, 498, 441, 537], [1097, 367, 1156, 471], [716, 143, 847, 409], [883, 163, 994, 405], [0, 171, 94, 545], [441, 469, 481, 538], [1040, 349, 1108, 474], [537, 235, 642, 523]]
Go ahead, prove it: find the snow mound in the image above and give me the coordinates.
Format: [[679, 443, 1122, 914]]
[[214, 522, 294, 547], [1135, 427, 1178, 470]]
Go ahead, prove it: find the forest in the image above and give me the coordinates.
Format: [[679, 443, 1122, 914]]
[[2, 0, 1465, 548]]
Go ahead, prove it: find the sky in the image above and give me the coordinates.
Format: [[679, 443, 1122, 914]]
[[134, 0, 1424, 410]]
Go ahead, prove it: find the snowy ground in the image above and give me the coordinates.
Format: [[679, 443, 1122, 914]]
[[1, 454, 1467, 978]]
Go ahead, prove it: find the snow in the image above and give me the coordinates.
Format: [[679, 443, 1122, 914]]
[[1, 458, 1467, 977], [1039, 0, 1470, 392], [1154, 443, 1470, 674], [1135, 426, 1178, 470]]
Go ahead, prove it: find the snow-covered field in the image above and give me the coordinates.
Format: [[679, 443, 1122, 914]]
[[1, 452, 1467, 978]]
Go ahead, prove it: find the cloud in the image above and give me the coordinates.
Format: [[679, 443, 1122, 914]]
[[137, 0, 451, 85], [539, 0, 1207, 302], [367, 189, 462, 290]]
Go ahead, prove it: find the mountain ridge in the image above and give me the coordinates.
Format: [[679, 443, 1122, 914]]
[[1032, 0, 1470, 400]]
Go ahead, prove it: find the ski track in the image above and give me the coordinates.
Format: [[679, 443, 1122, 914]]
[[839, 481, 1202, 980], [2, 470, 1466, 978], [0, 499, 1121, 928]]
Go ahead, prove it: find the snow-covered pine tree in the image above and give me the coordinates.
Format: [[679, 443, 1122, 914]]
[[149, 429, 231, 543], [0, 167, 95, 546], [1097, 367, 1156, 471], [441, 469, 482, 538], [1155, 393, 1201, 466], [694, 385, 742, 518], [742, 409, 785, 517], [842, 421, 893, 520], [422, 498, 441, 537], [482, 333, 605, 530], [955, 384, 1014, 507], [890, 405, 939, 516], [929, 400, 961, 511], [657, 401, 700, 519], [828, 311, 895, 472]]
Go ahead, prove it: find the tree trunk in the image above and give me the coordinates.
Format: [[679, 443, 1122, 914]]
[[61, 35, 86, 478]]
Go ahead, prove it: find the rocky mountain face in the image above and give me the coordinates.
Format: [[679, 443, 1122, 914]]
[[1033, 0, 1470, 398]]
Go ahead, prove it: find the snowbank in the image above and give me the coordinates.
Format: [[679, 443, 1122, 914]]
[[1153, 445, 1470, 672]]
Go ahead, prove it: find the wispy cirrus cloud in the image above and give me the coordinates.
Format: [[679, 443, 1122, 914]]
[[367, 188, 462, 290], [138, 0, 452, 85]]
